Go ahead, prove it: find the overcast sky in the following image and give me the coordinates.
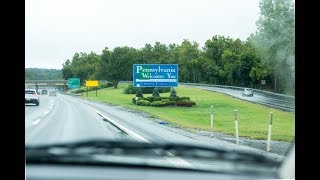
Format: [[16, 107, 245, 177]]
[[25, 0, 260, 69]]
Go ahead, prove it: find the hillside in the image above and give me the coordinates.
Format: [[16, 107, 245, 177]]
[[25, 68, 63, 80]]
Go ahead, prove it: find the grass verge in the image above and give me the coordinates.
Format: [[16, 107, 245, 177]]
[[80, 83, 294, 142]]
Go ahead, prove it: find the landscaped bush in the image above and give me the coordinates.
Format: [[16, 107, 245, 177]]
[[151, 101, 167, 107], [176, 100, 194, 107], [168, 96, 190, 101], [161, 99, 175, 106], [123, 84, 170, 94], [137, 100, 151, 106], [132, 97, 144, 104], [136, 88, 143, 97], [152, 87, 160, 97], [170, 88, 177, 97]]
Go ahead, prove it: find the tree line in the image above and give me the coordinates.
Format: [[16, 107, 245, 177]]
[[62, 0, 294, 95], [25, 68, 63, 80]]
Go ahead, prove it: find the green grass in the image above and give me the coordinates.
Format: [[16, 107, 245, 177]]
[[81, 84, 294, 142]]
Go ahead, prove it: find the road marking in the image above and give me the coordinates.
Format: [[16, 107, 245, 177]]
[[63, 95, 193, 168], [32, 119, 41, 125], [43, 111, 49, 114]]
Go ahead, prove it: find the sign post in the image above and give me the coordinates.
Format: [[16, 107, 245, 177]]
[[211, 105, 213, 138], [85, 80, 99, 97], [133, 64, 178, 87], [234, 110, 239, 145], [267, 112, 273, 151]]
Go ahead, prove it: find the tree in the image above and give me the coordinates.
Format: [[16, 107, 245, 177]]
[[170, 88, 177, 98], [99, 47, 138, 88], [249, 0, 295, 94], [152, 87, 160, 97], [176, 39, 201, 83]]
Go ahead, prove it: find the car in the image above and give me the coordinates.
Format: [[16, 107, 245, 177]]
[[41, 89, 48, 95], [25, 89, 40, 106], [49, 91, 57, 96], [242, 88, 254, 97]]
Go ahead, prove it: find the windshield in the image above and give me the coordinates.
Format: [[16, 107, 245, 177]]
[[25, 0, 295, 179]]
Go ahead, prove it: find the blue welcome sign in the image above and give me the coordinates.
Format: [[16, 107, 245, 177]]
[[133, 64, 178, 87]]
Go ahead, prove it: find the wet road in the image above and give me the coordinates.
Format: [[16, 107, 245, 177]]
[[180, 84, 295, 112], [25, 93, 284, 160]]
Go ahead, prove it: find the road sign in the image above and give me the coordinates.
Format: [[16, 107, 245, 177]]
[[261, 80, 266, 84], [133, 64, 178, 87], [68, 78, 80, 89], [86, 80, 99, 87]]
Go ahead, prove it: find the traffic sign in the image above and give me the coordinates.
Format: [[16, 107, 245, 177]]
[[86, 80, 99, 87], [68, 78, 80, 89], [133, 64, 178, 87]]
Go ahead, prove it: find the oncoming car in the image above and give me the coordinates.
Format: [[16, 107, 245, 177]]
[[242, 88, 254, 97], [25, 89, 40, 106]]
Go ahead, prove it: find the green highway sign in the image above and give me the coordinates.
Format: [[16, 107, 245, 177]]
[[68, 78, 80, 89]]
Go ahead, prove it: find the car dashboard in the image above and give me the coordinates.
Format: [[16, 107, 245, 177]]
[[26, 164, 278, 180]]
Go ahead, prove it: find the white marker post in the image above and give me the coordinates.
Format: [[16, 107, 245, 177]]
[[135, 97, 138, 105], [210, 106, 213, 138], [267, 112, 273, 151], [234, 110, 239, 145]]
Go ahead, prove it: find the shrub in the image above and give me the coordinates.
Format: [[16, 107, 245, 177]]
[[161, 99, 175, 106], [143, 97, 155, 102], [69, 81, 113, 94], [145, 97, 167, 102], [179, 97, 190, 101], [170, 88, 177, 98], [151, 101, 167, 107], [123, 84, 135, 94], [132, 97, 144, 104], [99, 82, 113, 88], [152, 87, 160, 97], [176, 100, 194, 107], [123, 84, 170, 94], [137, 100, 151, 106], [136, 88, 143, 97]]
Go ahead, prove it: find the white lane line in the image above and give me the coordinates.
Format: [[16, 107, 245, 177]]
[[32, 119, 41, 125], [43, 111, 49, 114], [65, 96, 149, 143], [63, 95, 193, 168]]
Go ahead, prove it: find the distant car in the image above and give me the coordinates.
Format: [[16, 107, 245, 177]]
[[49, 91, 57, 96], [242, 88, 254, 97], [25, 89, 40, 106], [41, 89, 48, 95]]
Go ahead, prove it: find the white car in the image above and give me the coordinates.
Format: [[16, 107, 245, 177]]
[[25, 89, 40, 106], [242, 88, 254, 97]]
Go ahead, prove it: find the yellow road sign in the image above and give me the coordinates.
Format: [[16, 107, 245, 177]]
[[86, 80, 99, 87]]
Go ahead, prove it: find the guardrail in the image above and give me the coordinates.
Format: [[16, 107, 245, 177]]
[[119, 81, 295, 103], [179, 83, 295, 102]]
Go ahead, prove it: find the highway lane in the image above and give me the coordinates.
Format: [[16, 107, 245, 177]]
[[180, 84, 295, 112], [25, 93, 284, 160], [25, 93, 133, 145]]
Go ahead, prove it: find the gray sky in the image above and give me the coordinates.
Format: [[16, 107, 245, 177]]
[[25, 0, 260, 69]]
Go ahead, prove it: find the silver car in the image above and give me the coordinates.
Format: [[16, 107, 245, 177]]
[[242, 88, 254, 97], [49, 91, 57, 96]]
